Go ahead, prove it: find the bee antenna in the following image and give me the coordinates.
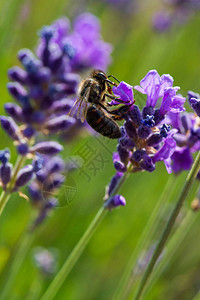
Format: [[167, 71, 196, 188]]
[[108, 75, 120, 83]]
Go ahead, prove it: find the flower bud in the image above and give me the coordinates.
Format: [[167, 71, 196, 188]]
[[147, 133, 163, 146], [49, 99, 75, 113], [189, 98, 200, 117], [124, 120, 137, 139], [15, 165, 34, 188], [30, 141, 63, 155], [108, 172, 123, 196], [4, 103, 24, 122], [17, 143, 29, 155], [45, 157, 65, 173], [0, 163, 12, 187], [45, 116, 75, 132], [119, 137, 135, 149], [117, 144, 129, 164], [104, 194, 126, 209], [7, 82, 28, 103], [114, 161, 127, 173], [129, 105, 142, 126], [0, 116, 20, 140], [140, 155, 155, 172], [8, 67, 27, 84], [138, 125, 151, 139], [0, 149, 10, 164], [45, 174, 65, 191]]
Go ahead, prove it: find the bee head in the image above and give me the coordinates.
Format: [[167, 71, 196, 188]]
[[91, 69, 107, 81], [91, 69, 117, 86]]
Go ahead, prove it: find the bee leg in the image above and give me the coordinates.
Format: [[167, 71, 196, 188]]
[[105, 94, 135, 106], [105, 79, 118, 86], [111, 115, 123, 121], [108, 75, 121, 84], [104, 93, 116, 100], [98, 102, 113, 113]]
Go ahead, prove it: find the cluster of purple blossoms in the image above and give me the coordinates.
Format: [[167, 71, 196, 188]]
[[152, 0, 200, 32], [0, 13, 112, 221], [0, 147, 62, 194], [105, 70, 186, 209], [4, 13, 112, 148], [28, 156, 65, 228], [163, 90, 200, 174]]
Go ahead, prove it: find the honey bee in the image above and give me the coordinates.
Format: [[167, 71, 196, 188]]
[[68, 69, 132, 139]]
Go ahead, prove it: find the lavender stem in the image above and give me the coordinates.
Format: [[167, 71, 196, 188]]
[[1, 229, 35, 300], [143, 209, 197, 298], [133, 151, 200, 300], [113, 175, 176, 300], [41, 172, 129, 300]]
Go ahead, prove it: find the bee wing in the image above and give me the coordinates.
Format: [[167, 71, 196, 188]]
[[67, 96, 83, 118], [68, 87, 91, 123]]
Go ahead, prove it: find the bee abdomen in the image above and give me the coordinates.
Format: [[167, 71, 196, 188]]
[[86, 106, 121, 139]]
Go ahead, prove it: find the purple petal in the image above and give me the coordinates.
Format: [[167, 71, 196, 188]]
[[167, 112, 182, 130], [153, 134, 177, 163], [112, 81, 134, 105], [73, 13, 100, 41], [171, 147, 193, 173], [134, 70, 173, 108]]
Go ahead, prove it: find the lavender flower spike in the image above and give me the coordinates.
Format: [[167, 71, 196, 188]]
[[104, 71, 185, 209]]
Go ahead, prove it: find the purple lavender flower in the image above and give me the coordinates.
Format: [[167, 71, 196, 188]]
[[0, 13, 111, 215], [152, 0, 200, 31], [28, 155, 65, 228], [110, 70, 185, 174], [166, 108, 200, 173], [105, 70, 186, 208], [33, 247, 58, 275], [152, 11, 172, 32], [37, 13, 112, 72], [2, 12, 112, 152]]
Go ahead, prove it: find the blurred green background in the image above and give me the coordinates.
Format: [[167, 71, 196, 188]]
[[0, 0, 200, 299]]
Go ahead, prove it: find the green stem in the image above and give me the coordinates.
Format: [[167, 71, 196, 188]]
[[41, 172, 129, 300], [144, 209, 197, 298], [0, 155, 26, 215], [0, 230, 35, 300], [113, 175, 176, 300], [133, 151, 200, 300]]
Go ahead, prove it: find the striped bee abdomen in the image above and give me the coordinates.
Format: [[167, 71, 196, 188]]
[[86, 106, 121, 139]]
